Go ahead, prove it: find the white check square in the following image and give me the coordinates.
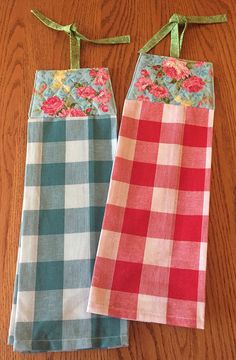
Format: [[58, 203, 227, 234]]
[[66, 140, 89, 162]]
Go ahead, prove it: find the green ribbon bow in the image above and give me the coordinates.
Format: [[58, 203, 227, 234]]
[[139, 13, 227, 58], [31, 9, 130, 69]]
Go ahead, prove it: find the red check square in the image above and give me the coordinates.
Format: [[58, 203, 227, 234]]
[[168, 268, 199, 301], [130, 161, 156, 187], [122, 208, 150, 236], [134, 140, 158, 163], [112, 157, 133, 183], [140, 101, 164, 122], [112, 260, 142, 293], [119, 116, 139, 139], [109, 290, 138, 319], [139, 264, 170, 297], [185, 106, 209, 127], [174, 214, 203, 242], [171, 241, 200, 270], [92, 257, 115, 289], [117, 233, 146, 263], [155, 165, 181, 189], [160, 123, 184, 144], [126, 184, 153, 210], [167, 298, 197, 328], [137, 120, 161, 142], [148, 212, 175, 239], [183, 124, 208, 147], [103, 204, 125, 233], [179, 167, 205, 191]]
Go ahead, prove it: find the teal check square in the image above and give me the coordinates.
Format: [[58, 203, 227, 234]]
[[41, 163, 65, 186], [89, 183, 109, 206], [42, 142, 66, 164], [25, 164, 41, 186], [37, 235, 64, 261], [66, 120, 87, 141], [64, 208, 89, 233], [28, 122, 43, 143], [88, 117, 111, 139], [89, 140, 114, 161], [40, 186, 65, 210], [36, 261, 64, 290], [22, 210, 39, 235], [15, 322, 33, 341], [65, 162, 89, 185], [34, 290, 63, 321], [18, 263, 36, 291], [39, 209, 64, 235], [32, 339, 62, 352], [62, 319, 91, 340], [32, 320, 63, 341], [91, 317, 121, 343], [89, 207, 105, 232], [43, 120, 66, 142], [89, 161, 113, 183], [63, 259, 92, 288]]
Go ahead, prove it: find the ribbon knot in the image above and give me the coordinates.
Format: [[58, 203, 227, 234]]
[[139, 13, 227, 58], [31, 9, 130, 69], [169, 14, 187, 24]]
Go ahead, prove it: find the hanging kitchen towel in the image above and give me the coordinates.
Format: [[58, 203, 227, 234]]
[[8, 9, 129, 352], [87, 13, 227, 329]]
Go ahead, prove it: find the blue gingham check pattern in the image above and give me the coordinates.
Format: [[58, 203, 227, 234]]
[[8, 70, 128, 352]]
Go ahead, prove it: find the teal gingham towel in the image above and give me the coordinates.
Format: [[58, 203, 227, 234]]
[[8, 69, 128, 352]]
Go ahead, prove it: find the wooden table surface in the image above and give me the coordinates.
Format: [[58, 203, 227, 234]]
[[0, 0, 235, 359]]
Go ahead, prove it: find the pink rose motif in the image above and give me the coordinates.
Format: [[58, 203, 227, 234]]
[[41, 96, 65, 116], [195, 61, 205, 67], [149, 84, 169, 98], [182, 76, 205, 93], [70, 108, 86, 117], [134, 77, 152, 92], [99, 103, 109, 112], [152, 65, 161, 71], [162, 57, 190, 80], [93, 89, 112, 104], [76, 86, 96, 99], [90, 68, 110, 86], [58, 109, 70, 117], [137, 95, 150, 101], [141, 69, 150, 77], [89, 69, 98, 77]]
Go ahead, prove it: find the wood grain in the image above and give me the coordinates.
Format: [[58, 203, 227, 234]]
[[0, 0, 235, 359]]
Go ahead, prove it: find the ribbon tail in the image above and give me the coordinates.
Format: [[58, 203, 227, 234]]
[[31, 9, 71, 33], [138, 22, 176, 54], [185, 14, 227, 24], [170, 23, 180, 58], [70, 32, 80, 69], [91, 35, 131, 44], [74, 31, 130, 45]]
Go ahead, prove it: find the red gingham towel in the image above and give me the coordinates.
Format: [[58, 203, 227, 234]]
[[88, 54, 214, 329]]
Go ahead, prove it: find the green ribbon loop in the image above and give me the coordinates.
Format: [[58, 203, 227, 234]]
[[31, 9, 130, 69], [139, 13, 227, 58]]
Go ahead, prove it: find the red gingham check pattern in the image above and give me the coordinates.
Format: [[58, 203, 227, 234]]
[[88, 99, 214, 329]]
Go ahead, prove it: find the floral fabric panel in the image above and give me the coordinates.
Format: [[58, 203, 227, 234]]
[[29, 68, 116, 118], [127, 54, 214, 109]]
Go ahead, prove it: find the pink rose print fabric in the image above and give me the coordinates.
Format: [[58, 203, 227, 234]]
[[127, 54, 214, 108], [30, 68, 116, 118], [88, 53, 215, 329]]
